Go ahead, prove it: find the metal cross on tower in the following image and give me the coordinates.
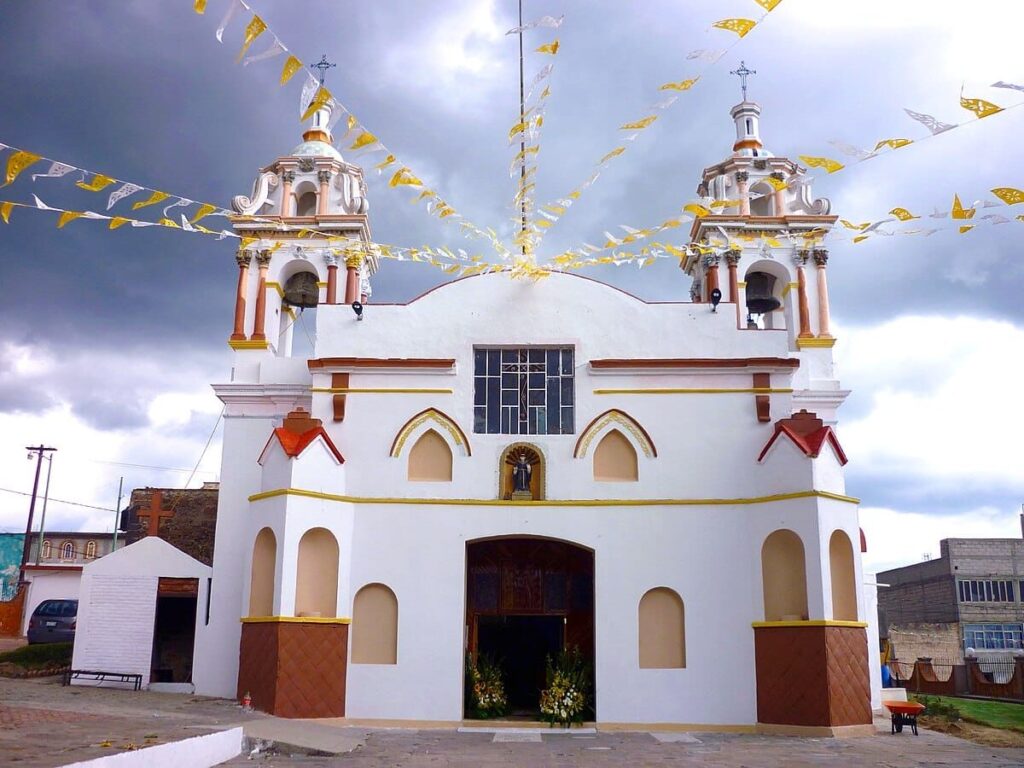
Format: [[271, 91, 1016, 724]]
[[730, 61, 756, 101], [310, 54, 336, 86]]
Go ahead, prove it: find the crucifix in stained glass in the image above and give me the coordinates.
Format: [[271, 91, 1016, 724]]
[[502, 349, 545, 424]]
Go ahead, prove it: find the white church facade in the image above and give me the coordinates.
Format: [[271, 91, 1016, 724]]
[[188, 94, 877, 734]]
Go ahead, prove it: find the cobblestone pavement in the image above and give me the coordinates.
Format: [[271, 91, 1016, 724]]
[[0, 675, 264, 768], [231, 724, 1024, 768]]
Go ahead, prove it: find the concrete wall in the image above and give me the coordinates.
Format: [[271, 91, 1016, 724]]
[[888, 622, 963, 664], [22, 569, 82, 635]]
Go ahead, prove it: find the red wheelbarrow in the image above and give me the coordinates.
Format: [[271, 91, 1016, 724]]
[[883, 701, 925, 735]]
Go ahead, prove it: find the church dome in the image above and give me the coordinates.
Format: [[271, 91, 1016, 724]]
[[291, 139, 343, 162]]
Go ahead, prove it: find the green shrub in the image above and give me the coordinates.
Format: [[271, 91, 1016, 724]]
[[914, 694, 961, 723], [0, 642, 73, 668]]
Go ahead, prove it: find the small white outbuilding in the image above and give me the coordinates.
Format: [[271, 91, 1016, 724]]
[[72, 536, 211, 690]]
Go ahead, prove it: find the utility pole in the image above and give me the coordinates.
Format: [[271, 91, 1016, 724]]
[[21, 445, 57, 583], [111, 476, 124, 552], [34, 453, 54, 565]]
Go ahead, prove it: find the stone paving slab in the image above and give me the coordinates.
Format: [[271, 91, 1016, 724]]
[[243, 719, 365, 755]]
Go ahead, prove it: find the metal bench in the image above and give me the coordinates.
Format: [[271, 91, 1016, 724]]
[[62, 669, 143, 691]]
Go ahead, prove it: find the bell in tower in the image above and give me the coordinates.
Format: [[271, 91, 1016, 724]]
[[283, 272, 320, 309], [745, 271, 781, 316]]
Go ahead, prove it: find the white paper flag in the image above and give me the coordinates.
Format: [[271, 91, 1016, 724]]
[[904, 108, 955, 135], [981, 213, 1010, 224], [686, 49, 724, 62], [506, 15, 564, 35], [243, 38, 285, 66], [215, 0, 242, 43], [827, 140, 875, 160], [31, 162, 75, 181], [31, 194, 58, 210], [299, 74, 318, 117], [991, 81, 1024, 93], [106, 183, 142, 210], [162, 198, 192, 216]]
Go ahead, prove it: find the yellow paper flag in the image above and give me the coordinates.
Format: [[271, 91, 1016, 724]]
[[109, 216, 130, 229], [374, 154, 397, 172], [712, 18, 757, 38], [389, 167, 423, 188], [280, 55, 302, 86], [853, 235, 869, 244], [683, 203, 711, 218], [0, 202, 13, 223], [349, 131, 379, 151], [301, 86, 332, 122], [132, 190, 169, 210], [711, 200, 742, 209], [873, 138, 913, 151], [765, 175, 788, 191], [193, 0, 207, 13], [599, 147, 626, 164], [951, 194, 975, 220], [508, 120, 528, 141], [840, 219, 870, 230], [959, 225, 974, 234], [620, 115, 658, 131], [3, 151, 41, 187], [991, 187, 1024, 205], [960, 95, 1003, 119], [190, 203, 217, 223], [236, 16, 268, 63], [57, 211, 85, 228], [799, 155, 844, 174], [158, 218, 180, 228], [889, 207, 918, 221], [755, 0, 783, 10], [536, 40, 560, 55], [659, 77, 699, 92], [75, 174, 115, 192]]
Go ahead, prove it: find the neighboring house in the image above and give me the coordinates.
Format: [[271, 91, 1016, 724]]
[[878, 534, 1024, 662], [120, 483, 219, 566], [29, 532, 114, 565], [0, 533, 25, 599]]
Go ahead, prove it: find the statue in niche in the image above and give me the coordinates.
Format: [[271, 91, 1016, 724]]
[[512, 453, 532, 495], [501, 444, 543, 501]]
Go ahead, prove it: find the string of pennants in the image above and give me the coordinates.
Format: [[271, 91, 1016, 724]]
[[192, 0, 507, 257]]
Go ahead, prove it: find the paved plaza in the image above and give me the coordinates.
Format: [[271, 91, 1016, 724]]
[[2, 676, 1024, 767]]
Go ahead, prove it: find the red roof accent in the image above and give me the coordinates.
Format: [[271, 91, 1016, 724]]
[[757, 410, 848, 466], [263, 426, 344, 464]]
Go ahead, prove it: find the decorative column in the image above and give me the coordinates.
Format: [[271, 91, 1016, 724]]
[[251, 250, 272, 341], [813, 249, 832, 338], [703, 254, 720, 302], [325, 254, 339, 305], [736, 171, 750, 216], [794, 251, 813, 338], [279, 170, 295, 217], [317, 170, 331, 215], [231, 249, 252, 340], [724, 249, 741, 303], [770, 172, 786, 215], [344, 254, 361, 304]]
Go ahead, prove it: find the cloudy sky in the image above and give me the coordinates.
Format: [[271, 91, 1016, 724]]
[[0, 0, 1021, 572]]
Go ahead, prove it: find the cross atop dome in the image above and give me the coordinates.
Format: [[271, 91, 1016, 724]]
[[310, 54, 336, 86], [730, 61, 756, 102]]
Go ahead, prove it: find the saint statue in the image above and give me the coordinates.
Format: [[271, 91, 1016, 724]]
[[512, 453, 532, 494]]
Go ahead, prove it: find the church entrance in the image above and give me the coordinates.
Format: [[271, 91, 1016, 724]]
[[465, 538, 594, 718]]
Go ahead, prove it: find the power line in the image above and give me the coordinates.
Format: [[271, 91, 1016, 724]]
[[0, 487, 114, 513], [82, 458, 217, 475]]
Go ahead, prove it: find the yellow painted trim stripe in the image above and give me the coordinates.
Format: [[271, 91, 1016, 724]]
[[593, 388, 793, 395], [751, 620, 868, 629], [264, 281, 286, 298], [249, 487, 859, 507], [310, 387, 454, 394], [241, 616, 352, 625], [736, 281, 747, 288], [796, 337, 837, 349], [317, 281, 328, 288], [228, 339, 270, 350], [781, 282, 798, 297]]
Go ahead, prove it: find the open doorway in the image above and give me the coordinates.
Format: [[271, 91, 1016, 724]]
[[150, 578, 198, 684], [465, 538, 594, 718]]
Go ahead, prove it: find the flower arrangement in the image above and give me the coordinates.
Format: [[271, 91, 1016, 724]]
[[539, 646, 590, 727], [465, 654, 508, 719]]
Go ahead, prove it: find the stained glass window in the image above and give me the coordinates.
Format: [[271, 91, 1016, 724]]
[[473, 347, 574, 434]]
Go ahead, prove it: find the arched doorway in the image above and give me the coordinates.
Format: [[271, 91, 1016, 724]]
[[465, 537, 594, 717]]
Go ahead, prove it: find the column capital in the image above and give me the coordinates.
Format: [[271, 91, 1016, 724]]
[[323, 253, 338, 267], [724, 248, 742, 266], [735, 170, 750, 183], [317, 169, 332, 184], [769, 171, 785, 181], [702, 254, 720, 269], [281, 170, 296, 183], [792, 249, 810, 266], [235, 249, 253, 268], [345, 254, 363, 269], [812, 248, 829, 267], [256, 250, 273, 268]]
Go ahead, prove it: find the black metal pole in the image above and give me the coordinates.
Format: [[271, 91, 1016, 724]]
[[21, 445, 56, 583], [518, 0, 527, 259]]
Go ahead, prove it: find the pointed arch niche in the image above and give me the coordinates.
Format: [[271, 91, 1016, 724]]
[[390, 408, 471, 480], [574, 409, 656, 481]]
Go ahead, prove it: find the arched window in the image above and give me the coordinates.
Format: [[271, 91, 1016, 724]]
[[41, 540, 51, 560], [638, 587, 685, 668], [296, 190, 318, 217], [761, 529, 808, 621], [593, 429, 638, 481], [295, 527, 339, 618], [85, 540, 96, 559], [352, 583, 399, 664], [407, 429, 453, 481], [60, 541, 74, 560], [749, 182, 775, 216], [829, 529, 858, 621], [249, 527, 277, 617]]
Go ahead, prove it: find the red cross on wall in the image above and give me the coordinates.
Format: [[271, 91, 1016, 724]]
[[140, 490, 174, 537]]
